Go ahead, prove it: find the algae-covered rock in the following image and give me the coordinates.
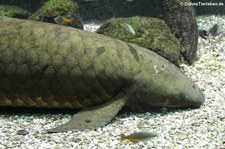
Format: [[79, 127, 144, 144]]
[[96, 16, 180, 66], [29, 0, 83, 29], [0, 5, 31, 18]]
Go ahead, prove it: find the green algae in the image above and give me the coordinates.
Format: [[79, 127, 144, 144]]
[[97, 16, 180, 66], [29, 0, 78, 21], [0, 5, 31, 18]]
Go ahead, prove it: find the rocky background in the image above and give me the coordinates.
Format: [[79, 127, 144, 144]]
[[0, 0, 225, 20]]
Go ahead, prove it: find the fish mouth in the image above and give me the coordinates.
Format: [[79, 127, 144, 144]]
[[159, 97, 205, 108], [145, 92, 205, 108], [126, 93, 205, 109]]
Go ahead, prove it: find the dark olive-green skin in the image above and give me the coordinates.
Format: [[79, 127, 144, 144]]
[[0, 17, 204, 109]]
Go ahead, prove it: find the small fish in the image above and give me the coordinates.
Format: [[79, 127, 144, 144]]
[[118, 23, 136, 35], [208, 24, 218, 36], [199, 24, 219, 39], [120, 132, 157, 143], [54, 16, 73, 25]]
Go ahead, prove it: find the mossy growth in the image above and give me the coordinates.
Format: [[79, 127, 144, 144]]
[[0, 5, 31, 18], [29, 0, 78, 22], [170, 0, 187, 10], [97, 16, 180, 66]]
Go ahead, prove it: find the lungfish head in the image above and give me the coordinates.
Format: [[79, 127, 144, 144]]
[[126, 63, 205, 109]]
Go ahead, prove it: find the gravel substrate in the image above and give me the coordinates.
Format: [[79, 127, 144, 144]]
[[0, 15, 225, 149]]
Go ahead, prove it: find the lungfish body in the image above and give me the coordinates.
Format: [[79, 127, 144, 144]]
[[0, 17, 204, 132]]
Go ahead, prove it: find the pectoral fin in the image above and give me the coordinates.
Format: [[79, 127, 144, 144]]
[[47, 93, 127, 133]]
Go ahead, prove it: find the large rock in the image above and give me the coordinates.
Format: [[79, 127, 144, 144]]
[[29, 0, 83, 29], [0, 5, 31, 18], [162, 0, 198, 64], [97, 16, 180, 66]]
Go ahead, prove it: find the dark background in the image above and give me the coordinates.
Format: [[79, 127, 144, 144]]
[[0, 0, 225, 20]]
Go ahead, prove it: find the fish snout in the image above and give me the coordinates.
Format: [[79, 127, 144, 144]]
[[183, 86, 205, 108]]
